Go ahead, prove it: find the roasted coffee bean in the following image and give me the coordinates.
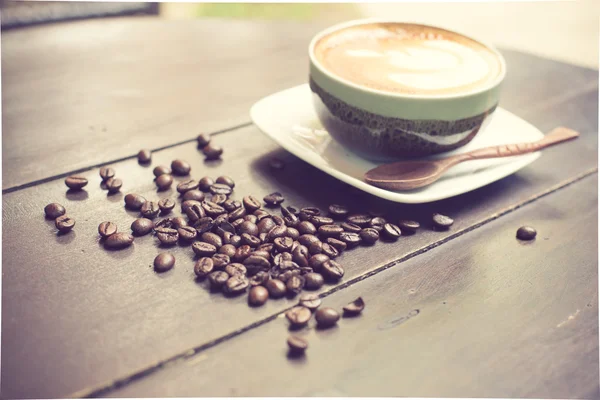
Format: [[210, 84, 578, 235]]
[[223, 199, 242, 212], [347, 214, 372, 227], [298, 211, 312, 222], [286, 306, 312, 327], [171, 159, 191, 176], [155, 174, 173, 191], [131, 218, 154, 236], [124, 194, 146, 211], [272, 215, 285, 226], [299, 293, 321, 310], [201, 232, 223, 248], [266, 279, 287, 298], [197, 133, 211, 148], [219, 244, 237, 258], [287, 335, 308, 355], [177, 179, 199, 194], [321, 243, 339, 258], [341, 222, 362, 233], [229, 235, 243, 248], [178, 226, 197, 241], [243, 255, 271, 274], [99, 167, 115, 181], [104, 232, 134, 249], [238, 220, 259, 236], [257, 242, 274, 252], [267, 225, 287, 242], [304, 272, 324, 290], [321, 260, 344, 281], [248, 286, 269, 306], [315, 307, 340, 328], [65, 175, 88, 190], [382, 223, 402, 240], [222, 232, 234, 245], [360, 228, 380, 245], [297, 221, 317, 235], [309, 254, 329, 271], [192, 241, 217, 257], [55, 215, 75, 233], [273, 252, 293, 267], [286, 275, 305, 296], [185, 203, 206, 222], [343, 297, 365, 316], [286, 227, 300, 241], [301, 207, 321, 216], [137, 149, 151, 163], [339, 231, 361, 247], [171, 217, 188, 229], [209, 183, 232, 196], [98, 221, 117, 238], [181, 190, 204, 202], [274, 237, 294, 252], [310, 216, 334, 227], [281, 206, 297, 220], [298, 234, 320, 247], [201, 201, 226, 218], [223, 274, 249, 295], [250, 250, 271, 260], [140, 201, 160, 219], [243, 196, 262, 212], [241, 233, 261, 247], [233, 245, 252, 263], [155, 227, 179, 245], [231, 218, 244, 231], [105, 178, 122, 194], [370, 216, 387, 227], [158, 198, 176, 214], [244, 215, 258, 224], [153, 165, 171, 177], [516, 226, 537, 240], [198, 177, 215, 192], [211, 193, 227, 205], [203, 144, 223, 160], [207, 271, 229, 289], [226, 207, 245, 222], [182, 200, 202, 213], [259, 232, 269, 244], [326, 237, 347, 252], [215, 175, 235, 188], [154, 252, 175, 273], [263, 192, 285, 207], [328, 204, 349, 219], [254, 209, 271, 220], [318, 224, 344, 238], [280, 260, 300, 271], [269, 158, 286, 170], [155, 218, 173, 229], [44, 203, 66, 219], [225, 263, 247, 277], [308, 240, 323, 255], [432, 213, 454, 230], [212, 253, 231, 269], [257, 218, 276, 235], [212, 214, 229, 228], [215, 221, 236, 238], [292, 245, 310, 268], [249, 271, 270, 287], [194, 257, 214, 278], [194, 217, 214, 234]]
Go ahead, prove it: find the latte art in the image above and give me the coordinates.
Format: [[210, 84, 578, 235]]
[[314, 23, 503, 95]]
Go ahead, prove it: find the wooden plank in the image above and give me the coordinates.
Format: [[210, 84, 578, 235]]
[[2, 16, 598, 190], [104, 174, 599, 399], [2, 96, 597, 398]]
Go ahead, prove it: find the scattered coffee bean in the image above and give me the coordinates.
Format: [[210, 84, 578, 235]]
[[266, 279, 287, 298], [203, 144, 223, 160], [201, 201, 226, 218], [243, 196, 262, 212], [274, 237, 294, 252], [171, 217, 188, 229], [192, 241, 217, 257], [341, 222, 362, 233], [257, 218, 277, 235], [308, 240, 323, 255], [215, 176, 235, 188], [55, 215, 75, 233], [209, 183, 232, 196], [287, 335, 308, 354], [286, 275, 305, 296], [321, 260, 344, 281], [229, 235, 243, 248], [201, 232, 223, 248], [339, 231, 361, 247], [140, 201, 160, 219], [360, 228, 380, 245], [321, 243, 339, 258], [171, 159, 191, 176], [269, 158, 286, 170], [237, 220, 258, 236], [182, 190, 205, 202], [249, 271, 270, 286], [241, 233, 261, 247], [225, 263, 247, 277], [153, 165, 171, 177], [99, 167, 115, 181], [98, 221, 117, 238], [212, 253, 231, 269], [298, 234, 320, 247], [194, 257, 214, 278], [197, 133, 211, 148], [263, 192, 285, 207], [516, 226, 537, 240], [299, 293, 321, 310], [267, 225, 287, 242], [137, 149, 151, 164], [65, 176, 88, 190], [248, 286, 269, 306], [44, 203, 66, 219], [223, 199, 242, 212], [223, 274, 249, 295], [328, 204, 349, 219], [207, 271, 229, 289], [315, 307, 340, 328], [272, 215, 285, 226], [310, 216, 334, 227], [177, 180, 199, 194], [155, 174, 173, 191], [318, 224, 344, 238], [185, 202, 206, 222], [233, 244, 252, 262], [178, 225, 197, 241], [104, 232, 134, 249], [155, 218, 173, 229], [286, 306, 312, 327], [198, 177, 214, 192], [297, 221, 317, 235], [156, 198, 175, 214], [131, 218, 154, 236], [105, 178, 122, 194], [292, 245, 310, 268], [309, 254, 329, 271], [343, 297, 365, 316], [155, 227, 179, 245], [432, 213, 454, 230], [304, 272, 324, 290], [382, 223, 401, 240], [154, 252, 175, 272], [124, 193, 146, 210], [326, 237, 347, 252], [347, 214, 372, 227], [370, 216, 387, 227]]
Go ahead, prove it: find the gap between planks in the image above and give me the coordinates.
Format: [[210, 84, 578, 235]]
[[69, 166, 598, 399]]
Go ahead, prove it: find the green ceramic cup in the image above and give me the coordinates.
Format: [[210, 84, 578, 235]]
[[309, 19, 507, 161]]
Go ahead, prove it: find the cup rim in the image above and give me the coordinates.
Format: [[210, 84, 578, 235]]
[[309, 18, 507, 100]]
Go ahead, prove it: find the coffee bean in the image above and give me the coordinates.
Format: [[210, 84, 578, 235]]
[[310, 216, 334, 227], [321, 260, 344, 281], [131, 218, 154, 236], [171, 159, 191, 176], [244, 255, 271, 275], [172, 217, 188, 229], [192, 241, 217, 257], [197, 133, 211, 148], [267, 225, 287, 242], [44, 203, 66, 219], [301, 207, 321, 216], [229, 235, 243, 248], [243, 196, 262, 212], [370, 216, 387, 227], [223, 199, 242, 212], [237, 220, 258, 236], [257, 242, 274, 253], [326, 237, 347, 252], [286, 227, 300, 240], [153, 165, 171, 177], [193, 217, 214, 235], [65, 175, 88, 190], [243, 214, 257, 224], [198, 177, 214, 192], [219, 244, 237, 258], [298, 234, 320, 247], [297, 221, 317, 235], [140, 201, 160, 219], [105, 178, 122, 194], [250, 249, 271, 260], [321, 243, 339, 258], [254, 209, 271, 219], [341, 222, 362, 233], [315, 307, 340, 328], [292, 245, 310, 268], [178, 225, 197, 241], [223, 274, 249, 295], [212, 213, 229, 229], [286, 306, 312, 327], [516, 226, 537, 240], [158, 198, 176, 213], [213, 176, 234, 188], [99, 167, 115, 181], [304, 273, 324, 290], [182, 190, 205, 202], [124, 193, 146, 210], [212, 253, 231, 269], [274, 237, 294, 252], [225, 263, 247, 277], [155, 227, 178, 245], [309, 254, 329, 271], [318, 224, 344, 238], [155, 174, 173, 191], [55, 215, 75, 233], [210, 194, 226, 205], [215, 221, 236, 237], [287, 335, 308, 355], [360, 228, 380, 244], [241, 233, 261, 247], [203, 144, 223, 160], [207, 271, 229, 289], [98, 221, 117, 238], [432, 213, 454, 230], [201, 232, 222, 248], [269, 158, 286, 170], [266, 279, 287, 298], [272, 215, 285, 226], [155, 218, 174, 229], [154, 252, 175, 272], [347, 214, 372, 227], [201, 201, 226, 218], [257, 218, 276, 235], [328, 204, 349, 219], [233, 244, 252, 263], [382, 223, 401, 240], [182, 199, 201, 213], [308, 240, 323, 255], [249, 271, 270, 287], [104, 232, 134, 249], [177, 179, 199, 194], [209, 183, 232, 196], [286, 275, 305, 296], [343, 297, 365, 316], [273, 252, 292, 267], [263, 192, 285, 207], [299, 293, 321, 310], [194, 257, 214, 278], [185, 203, 206, 222], [339, 231, 361, 247], [248, 286, 269, 306], [137, 149, 152, 163]]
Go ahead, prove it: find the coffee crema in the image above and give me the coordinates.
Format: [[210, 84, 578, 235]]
[[314, 23, 503, 95]]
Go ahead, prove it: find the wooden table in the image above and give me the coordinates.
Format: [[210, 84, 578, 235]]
[[2, 17, 598, 399]]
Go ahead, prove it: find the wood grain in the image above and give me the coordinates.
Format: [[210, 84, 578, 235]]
[[105, 174, 599, 398]]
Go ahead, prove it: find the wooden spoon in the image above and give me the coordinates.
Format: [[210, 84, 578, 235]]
[[364, 127, 580, 191]]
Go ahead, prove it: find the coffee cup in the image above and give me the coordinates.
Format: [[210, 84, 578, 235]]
[[309, 19, 506, 161]]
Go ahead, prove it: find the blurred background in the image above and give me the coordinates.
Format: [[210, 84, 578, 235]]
[[1, 1, 598, 68]]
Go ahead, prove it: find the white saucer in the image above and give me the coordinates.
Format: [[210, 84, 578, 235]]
[[250, 84, 543, 204]]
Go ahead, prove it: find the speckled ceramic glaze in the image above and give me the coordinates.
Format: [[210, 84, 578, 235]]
[[309, 19, 506, 161]]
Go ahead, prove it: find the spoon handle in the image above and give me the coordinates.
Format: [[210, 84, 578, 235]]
[[457, 126, 580, 162]]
